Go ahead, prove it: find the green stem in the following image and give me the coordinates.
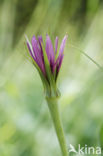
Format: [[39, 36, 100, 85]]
[[46, 97, 69, 156]]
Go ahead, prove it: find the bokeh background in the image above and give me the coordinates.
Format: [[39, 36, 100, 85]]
[[0, 0, 103, 155]]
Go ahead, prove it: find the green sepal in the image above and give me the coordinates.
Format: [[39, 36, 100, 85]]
[[25, 40, 50, 96], [41, 43, 55, 83], [29, 55, 50, 96], [41, 42, 59, 97], [41, 42, 52, 79]]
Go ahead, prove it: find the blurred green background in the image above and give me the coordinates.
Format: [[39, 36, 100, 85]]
[[0, 0, 103, 155]]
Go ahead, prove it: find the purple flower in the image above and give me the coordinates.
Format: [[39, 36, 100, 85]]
[[25, 34, 67, 96]]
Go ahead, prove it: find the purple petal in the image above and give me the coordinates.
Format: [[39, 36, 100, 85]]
[[59, 35, 68, 57], [38, 35, 43, 57], [46, 35, 55, 64], [55, 36, 58, 54], [38, 36, 43, 44], [32, 36, 41, 58], [32, 36, 45, 75]]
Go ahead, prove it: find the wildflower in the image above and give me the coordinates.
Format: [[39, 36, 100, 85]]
[[25, 34, 68, 156], [25, 34, 67, 97]]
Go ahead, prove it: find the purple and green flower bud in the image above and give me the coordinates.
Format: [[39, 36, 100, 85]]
[[25, 34, 68, 97]]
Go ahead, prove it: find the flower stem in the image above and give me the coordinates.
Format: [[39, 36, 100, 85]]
[[46, 97, 68, 156]]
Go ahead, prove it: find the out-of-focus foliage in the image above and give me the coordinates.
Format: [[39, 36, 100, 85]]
[[0, 0, 103, 155]]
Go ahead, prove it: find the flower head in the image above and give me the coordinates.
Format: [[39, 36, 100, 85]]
[[25, 34, 68, 97]]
